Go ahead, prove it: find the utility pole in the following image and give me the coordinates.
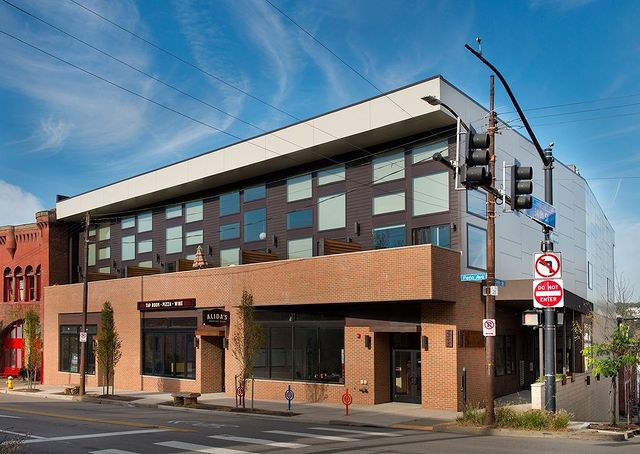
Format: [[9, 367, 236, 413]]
[[484, 75, 497, 425], [79, 211, 90, 396]]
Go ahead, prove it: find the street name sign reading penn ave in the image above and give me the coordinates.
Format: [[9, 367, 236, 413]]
[[533, 279, 564, 308]]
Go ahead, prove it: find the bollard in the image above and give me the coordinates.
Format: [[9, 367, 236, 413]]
[[341, 388, 352, 416], [284, 385, 295, 411], [7, 376, 13, 391]]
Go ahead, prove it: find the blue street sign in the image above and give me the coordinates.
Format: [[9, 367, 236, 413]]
[[524, 196, 556, 229], [495, 279, 506, 287], [460, 273, 487, 282]]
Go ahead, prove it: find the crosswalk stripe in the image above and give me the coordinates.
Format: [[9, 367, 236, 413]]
[[209, 434, 309, 449], [264, 430, 357, 442], [309, 427, 404, 437], [155, 441, 252, 453], [23, 429, 167, 444], [90, 450, 141, 454]]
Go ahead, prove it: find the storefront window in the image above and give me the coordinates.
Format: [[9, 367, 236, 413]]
[[253, 311, 344, 383], [495, 335, 515, 376], [142, 317, 196, 379], [59, 325, 96, 374]]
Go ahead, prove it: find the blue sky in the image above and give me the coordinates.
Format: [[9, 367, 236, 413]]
[[0, 0, 638, 295]]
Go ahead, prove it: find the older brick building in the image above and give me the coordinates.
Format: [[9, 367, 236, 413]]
[[0, 210, 69, 378], [42, 76, 612, 411]]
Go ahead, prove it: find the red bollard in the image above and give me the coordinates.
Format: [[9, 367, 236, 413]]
[[341, 388, 353, 416]]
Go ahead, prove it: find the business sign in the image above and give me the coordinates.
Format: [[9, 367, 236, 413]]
[[525, 196, 556, 229], [137, 298, 196, 311], [483, 319, 496, 337], [533, 279, 564, 308], [460, 273, 487, 282], [203, 309, 230, 326], [534, 253, 562, 279]]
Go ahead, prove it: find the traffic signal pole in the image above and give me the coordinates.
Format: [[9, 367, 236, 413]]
[[465, 43, 557, 413], [484, 75, 497, 425]]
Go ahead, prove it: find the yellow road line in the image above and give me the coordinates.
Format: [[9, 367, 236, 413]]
[[391, 423, 434, 431], [0, 405, 194, 432]]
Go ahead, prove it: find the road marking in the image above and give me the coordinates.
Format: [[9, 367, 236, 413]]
[[0, 428, 45, 439], [0, 414, 23, 419], [209, 434, 309, 448], [22, 428, 167, 444], [309, 427, 404, 437], [0, 405, 192, 432], [156, 441, 251, 453], [264, 430, 357, 442], [90, 450, 141, 454]]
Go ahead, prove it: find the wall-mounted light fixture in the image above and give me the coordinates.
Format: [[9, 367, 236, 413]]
[[222, 337, 229, 349], [156, 253, 161, 264], [353, 222, 360, 236], [208, 245, 213, 256], [421, 335, 429, 351], [271, 234, 278, 248], [364, 334, 371, 350]]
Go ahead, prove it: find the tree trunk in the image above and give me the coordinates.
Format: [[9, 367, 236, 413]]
[[611, 375, 618, 425]]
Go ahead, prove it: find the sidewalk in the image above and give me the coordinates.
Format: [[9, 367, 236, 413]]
[[1, 381, 459, 430]]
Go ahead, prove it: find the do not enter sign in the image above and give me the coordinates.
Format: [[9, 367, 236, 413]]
[[533, 279, 564, 308]]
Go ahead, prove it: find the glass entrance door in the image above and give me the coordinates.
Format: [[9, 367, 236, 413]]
[[392, 349, 421, 403]]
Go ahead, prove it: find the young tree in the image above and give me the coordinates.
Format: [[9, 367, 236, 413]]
[[231, 290, 264, 408], [94, 301, 122, 396], [582, 322, 640, 425], [23, 309, 42, 390]]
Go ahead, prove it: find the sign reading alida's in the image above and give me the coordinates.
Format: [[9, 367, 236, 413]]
[[202, 309, 230, 326], [137, 298, 196, 311]]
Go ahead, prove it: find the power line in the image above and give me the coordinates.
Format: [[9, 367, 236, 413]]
[[499, 92, 640, 115], [262, 0, 413, 119], [503, 100, 640, 124]]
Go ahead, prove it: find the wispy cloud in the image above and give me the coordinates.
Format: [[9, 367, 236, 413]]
[[0, 180, 45, 226], [31, 116, 72, 152]]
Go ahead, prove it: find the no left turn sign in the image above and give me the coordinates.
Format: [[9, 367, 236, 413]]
[[534, 253, 561, 279]]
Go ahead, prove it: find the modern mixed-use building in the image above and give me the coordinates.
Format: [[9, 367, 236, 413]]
[[42, 76, 614, 412]]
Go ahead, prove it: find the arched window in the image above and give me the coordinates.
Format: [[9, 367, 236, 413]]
[[14, 267, 24, 302], [3, 268, 12, 302], [35, 266, 41, 301], [25, 266, 35, 301]]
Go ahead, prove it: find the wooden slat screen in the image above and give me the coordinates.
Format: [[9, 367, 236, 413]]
[[319, 238, 362, 256], [126, 266, 162, 278], [241, 250, 279, 264]]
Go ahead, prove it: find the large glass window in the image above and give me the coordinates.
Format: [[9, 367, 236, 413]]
[[220, 222, 240, 241], [496, 335, 516, 376], [253, 314, 343, 384], [142, 318, 196, 379], [244, 185, 266, 202], [287, 174, 312, 202], [373, 192, 405, 215], [413, 172, 449, 215], [287, 209, 312, 229], [185, 229, 203, 246], [413, 224, 450, 248], [98, 223, 110, 241], [318, 193, 345, 231], [166, 204, 182, 219], [467, 224, 487, 270], [412, 140, 448, 164], [166, 226, 183, 254], [373, 224, 406, 249], [121, 216, 135, 230], [220, 248, 240, 266], [88, 243, 96, 267], [220, 192, 240, 216], [467, 189, 487, 219], [244, 208, 266, 242], [185, 200, 203, 223], [122, 235, 135, 261], [98, 246, 111, 260], [138, 238, 152, 254], [288, 238, 313, 259], [59, 325, 96, 374], [137, 211, 152, 233], [373, 151, 404, 183], [318, 165, 345, 185]]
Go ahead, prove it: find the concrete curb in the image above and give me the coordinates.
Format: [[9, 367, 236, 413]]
[[432, 422, 636, 441]]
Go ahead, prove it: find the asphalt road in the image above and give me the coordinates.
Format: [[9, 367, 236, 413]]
[[0, 393, 639, 453]]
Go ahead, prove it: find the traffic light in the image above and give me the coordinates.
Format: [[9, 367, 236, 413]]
[[510, 164, 533, 210], [462, 131, 491, 187]]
